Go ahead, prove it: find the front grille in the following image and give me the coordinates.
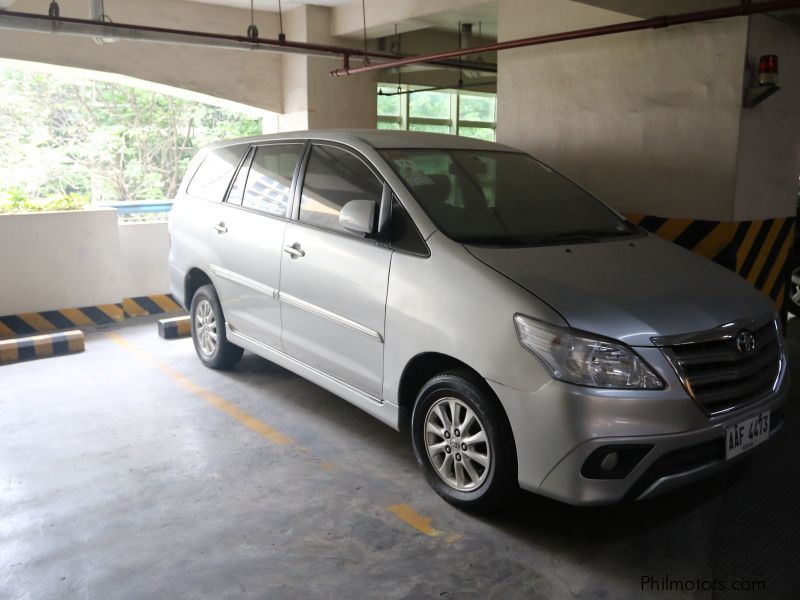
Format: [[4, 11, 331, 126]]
[[664, 320, 782, 416]]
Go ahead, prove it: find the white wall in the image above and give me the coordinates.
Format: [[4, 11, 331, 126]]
[[0, 209, 121, 315], [0, 211, 172, 315], [496, 0, 749, 220], [118, 222, 170, 299]]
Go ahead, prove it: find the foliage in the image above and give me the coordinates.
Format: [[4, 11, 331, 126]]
[[376, 83, 496, 142], [0, 67, 263, 204], [0, 186, 89, 214], [377, 90, 400, 116]]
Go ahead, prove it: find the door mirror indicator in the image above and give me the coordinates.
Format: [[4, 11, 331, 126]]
[[339, 200, 376, 236]]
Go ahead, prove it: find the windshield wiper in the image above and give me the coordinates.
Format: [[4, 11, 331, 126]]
[[459, 235, 531, 245], [460, 229, 632, 247]]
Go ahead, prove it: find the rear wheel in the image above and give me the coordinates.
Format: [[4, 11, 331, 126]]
[[411, 369, 518, 513], [190, 284, 243, 369]]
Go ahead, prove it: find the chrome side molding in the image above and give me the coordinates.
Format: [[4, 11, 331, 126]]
[[210, 264, 277, 299], [211, 265, 384, 343], [279, 292, 384, 343]]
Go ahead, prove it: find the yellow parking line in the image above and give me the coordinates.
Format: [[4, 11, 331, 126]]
[[387, 503, 462, 544], [105, 332, 293, 446], [107, 332, 466, 545]]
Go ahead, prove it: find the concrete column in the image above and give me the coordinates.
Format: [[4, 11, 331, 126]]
[[734, 15, 800, 222], [279, 5, 376, 131]]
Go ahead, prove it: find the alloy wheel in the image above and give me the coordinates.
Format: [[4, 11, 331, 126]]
[[194, 299, 218, 356], [424, 396, 491, 491]]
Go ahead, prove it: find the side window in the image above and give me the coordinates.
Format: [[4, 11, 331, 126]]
[[187, 145, 246, 202], [391, 198, 429, 256], [299, 145, 382, 233], [241, 144, 304, 217], [225, 148, 254, 206]]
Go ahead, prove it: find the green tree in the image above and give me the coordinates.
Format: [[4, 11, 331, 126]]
[[0, 67, 262, 204]]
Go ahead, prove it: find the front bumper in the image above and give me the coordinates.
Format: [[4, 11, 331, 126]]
[[489, 349, 789, 506]]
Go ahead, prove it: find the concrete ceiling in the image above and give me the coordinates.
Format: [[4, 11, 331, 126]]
[[574, 0, 800, 25], [186, 0, 498, 38]]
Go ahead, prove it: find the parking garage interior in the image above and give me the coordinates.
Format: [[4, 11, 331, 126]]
[[1, 1, 800, 599]]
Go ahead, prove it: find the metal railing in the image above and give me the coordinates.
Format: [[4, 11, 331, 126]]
[[97, 200, 173, 222]]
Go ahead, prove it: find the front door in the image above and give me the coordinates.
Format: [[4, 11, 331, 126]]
[[279, 144, 391, 398]]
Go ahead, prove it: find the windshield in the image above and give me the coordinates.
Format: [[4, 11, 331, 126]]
[[380, 149, 635, 246]]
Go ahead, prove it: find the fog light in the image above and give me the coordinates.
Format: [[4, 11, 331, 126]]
[[581, 444, 653, 480], [600, 451, 619, 471]]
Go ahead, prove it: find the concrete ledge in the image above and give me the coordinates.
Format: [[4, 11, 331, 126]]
[[0, 330, 85, 365], [158, 316, 191, 339]]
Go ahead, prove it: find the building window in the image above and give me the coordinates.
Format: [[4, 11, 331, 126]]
[[377, 84, 496, 141]]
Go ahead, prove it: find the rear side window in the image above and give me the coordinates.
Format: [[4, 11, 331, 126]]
[[299, 145, 382, 233], [186, 145, 246, 202], [225, 148, 254, 206], [242, 144, 305, 217]]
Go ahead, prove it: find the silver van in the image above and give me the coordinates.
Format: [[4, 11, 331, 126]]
[[169, 130, 787, 511]]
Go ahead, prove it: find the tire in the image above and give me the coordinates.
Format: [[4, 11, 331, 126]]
[[411, 369, 518, 513], [189, 284, 243, 369], [787, 255, 800, 317]]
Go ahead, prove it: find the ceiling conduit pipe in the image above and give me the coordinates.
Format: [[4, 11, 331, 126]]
[[330, 0, 800, 76], [0, 9, 496, 74]]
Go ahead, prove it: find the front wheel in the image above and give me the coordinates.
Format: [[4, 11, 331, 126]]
[[190, 284, 243, 369], [787, 255, 800, 316], [411, 370, 518, 513]]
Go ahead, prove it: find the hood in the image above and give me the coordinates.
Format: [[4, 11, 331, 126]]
[[466, 233, 773, 346]]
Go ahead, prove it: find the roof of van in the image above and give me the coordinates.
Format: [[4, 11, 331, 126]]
[[202, 129, 521, 153]]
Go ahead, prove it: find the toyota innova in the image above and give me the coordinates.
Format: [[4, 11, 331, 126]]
[[169, 131, 787, 511]]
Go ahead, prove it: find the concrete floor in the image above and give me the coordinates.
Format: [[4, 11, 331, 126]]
[[2, 317, 799, 600]]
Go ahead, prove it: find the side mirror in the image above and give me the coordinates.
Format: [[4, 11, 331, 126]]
[[339, 200, 376, 236]]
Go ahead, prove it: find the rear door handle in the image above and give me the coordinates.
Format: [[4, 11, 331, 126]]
[[213, 222, 228, 234], [283, 243, 305, 259]]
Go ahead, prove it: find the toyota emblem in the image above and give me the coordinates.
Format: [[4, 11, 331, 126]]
[[735, 330, 756, 354]]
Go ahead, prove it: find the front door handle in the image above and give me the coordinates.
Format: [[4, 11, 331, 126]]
[[283, 243, 305, 259], [213, 222, 228, 234]]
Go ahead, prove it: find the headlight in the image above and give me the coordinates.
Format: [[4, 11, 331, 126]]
[[513, 315, 663, 389]]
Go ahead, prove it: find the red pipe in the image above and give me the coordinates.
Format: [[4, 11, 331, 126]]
[[0, 9, 495, 74], [331, 0, 800, 77]]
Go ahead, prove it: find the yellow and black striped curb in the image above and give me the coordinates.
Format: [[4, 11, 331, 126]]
[[0, 329, 85, 365], [0, 294, 184, 339], [158, 316, 191, 339], [122, 294, 183, 318], [627, 215, 796, 311]]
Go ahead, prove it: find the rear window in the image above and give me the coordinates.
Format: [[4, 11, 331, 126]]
[[186, 145, 246, 202]]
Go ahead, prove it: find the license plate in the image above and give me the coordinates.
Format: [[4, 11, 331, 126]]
[[725, 411, 770, 460]]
